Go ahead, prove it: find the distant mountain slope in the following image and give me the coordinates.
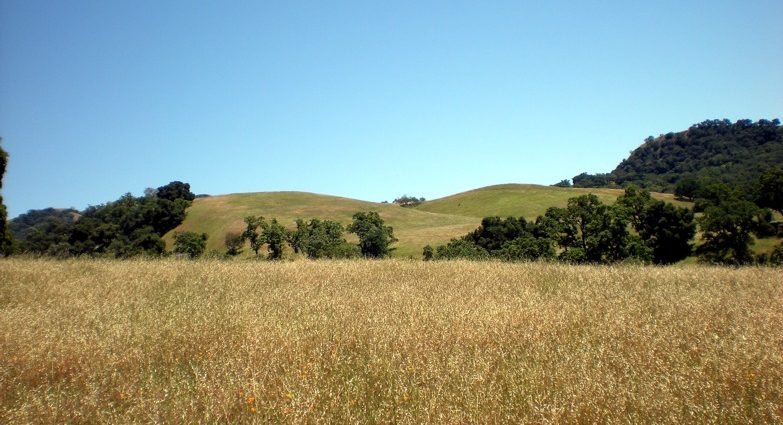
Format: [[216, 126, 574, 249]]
[[415, 184, 687, 218], [574, 119, 782, 192], [166, 186, 688, 257]]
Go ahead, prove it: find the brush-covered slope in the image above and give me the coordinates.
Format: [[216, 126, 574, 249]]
[[415, 184, 687, 219], [164, 192, 478, 257], [576, 119, 783, 192]]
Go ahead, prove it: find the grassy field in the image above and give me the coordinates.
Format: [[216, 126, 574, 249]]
[[2, 258, 781, 423], [165, 184, 692, 258]]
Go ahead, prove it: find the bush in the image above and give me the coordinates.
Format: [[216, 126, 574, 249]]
[[173, 232, 208, 258], [422, 245, 434, 261], [435, 239, 489, 260], [224, 232, 243, 256], [497, 237, 554, 261]]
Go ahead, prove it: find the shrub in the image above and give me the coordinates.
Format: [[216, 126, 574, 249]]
[[173, 231, 208, 258]]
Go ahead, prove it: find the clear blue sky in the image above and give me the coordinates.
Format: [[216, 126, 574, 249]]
[[1, 0, 781, 218]]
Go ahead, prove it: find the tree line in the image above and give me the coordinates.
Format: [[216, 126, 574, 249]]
[[175, 211, 398, 260], [426, 177, 783, 266], [9, 181, 195, 257]]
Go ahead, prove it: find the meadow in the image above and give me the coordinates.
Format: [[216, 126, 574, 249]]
[[1, 258, 781, 423]]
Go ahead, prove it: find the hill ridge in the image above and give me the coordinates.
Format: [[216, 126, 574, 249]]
[[166, 184, 688, 257]]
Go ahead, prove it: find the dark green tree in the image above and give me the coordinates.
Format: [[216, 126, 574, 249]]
[[697, 198, 758, 265], [156, 181, 195, 202], [297, 218, 354, 259], [638, 200, 695, 264], [422, 245, 434, 261], [261, 218, 287, 260], [8, 181, 194, 257], [241, 216, 266, 256], [348, 211, 397, 258], [757, 167, 783, 215], [286, 219, 308, 254], [560, 194, 630, 263], [128, 226, 165, 256], [17, 214, 73, 254], [618, 186, 695, 264], [466, 216, 528, 253], [769, 243, 783, 266], [173, 231, 207, 258], [0, 138, 12, 256], [674, 176, 702, 201], [616, 185, 652, 230], [498, 236, 554, 261], [435, 238, 489, 260], [537, 206, 578, 253], [693, 181, 737, 212]]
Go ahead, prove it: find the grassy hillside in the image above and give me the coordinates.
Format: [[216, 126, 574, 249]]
[[2, 259, 781, 423], [165, 185, 691, 258], [164, 192, 478, 257], [415, 183, 688, 219]]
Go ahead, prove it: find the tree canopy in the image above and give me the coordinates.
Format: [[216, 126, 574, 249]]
[[0, 139, 12, 256], [10, 181, 195, 257], [348, 211, 397, 258], [572, 119, 783, 193], [431, 189, 696, 265]]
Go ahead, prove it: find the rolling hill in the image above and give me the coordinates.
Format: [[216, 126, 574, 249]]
[[165, 184, 690, 258], [415, 184, 687, 218]]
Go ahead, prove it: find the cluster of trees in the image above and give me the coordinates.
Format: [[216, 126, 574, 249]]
[[393, 195, 426, 207], [208, 211, 396, 260], [572, 119, 783, 193], [9, 181, 195, 257], [676, 170, 783, 265], [426, 188, 696, 264], [431, 175, 783, 265]]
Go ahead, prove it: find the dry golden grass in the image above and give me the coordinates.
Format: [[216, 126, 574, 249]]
[[1, 258, 781, 423]]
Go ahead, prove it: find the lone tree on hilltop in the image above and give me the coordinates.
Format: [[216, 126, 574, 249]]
[[156, 181, 195, 202], [348, 211, 397, 258], [393, 195, 425, 207]]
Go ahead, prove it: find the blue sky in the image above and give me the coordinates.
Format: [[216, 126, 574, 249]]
[[1, 0, 781, 218]]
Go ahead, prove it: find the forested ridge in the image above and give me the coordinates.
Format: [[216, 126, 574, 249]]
[[571, 119, 783, 192]]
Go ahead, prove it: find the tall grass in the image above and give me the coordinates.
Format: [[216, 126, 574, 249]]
[[1, 258, 781, 423]]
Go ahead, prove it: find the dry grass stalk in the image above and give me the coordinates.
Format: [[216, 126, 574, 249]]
[[1, 258, 781, 423]]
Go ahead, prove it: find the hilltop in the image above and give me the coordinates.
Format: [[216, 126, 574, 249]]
[[572, 119, 783, 192], [415, 184, 687, 218], [165, 184, 688, 257]]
